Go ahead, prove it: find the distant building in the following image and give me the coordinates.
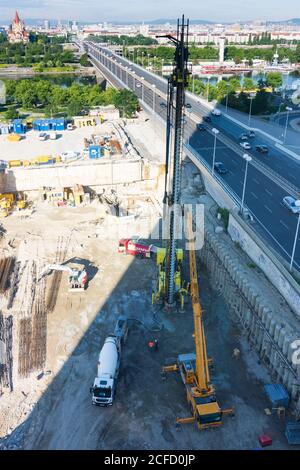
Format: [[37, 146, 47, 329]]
[[139, 24, 149, 36], [44, 20, 50, 30], [219, 37, 225, 64], [8, 11, 29, 43]]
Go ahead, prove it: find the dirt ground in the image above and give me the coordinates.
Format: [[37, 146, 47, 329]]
[[0, 122, 114, 161], [0, 162, 293, 450]]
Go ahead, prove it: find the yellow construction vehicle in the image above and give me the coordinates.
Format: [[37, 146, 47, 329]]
[[152, 247, 188, 309], [163, 212, 234, 430], [0, 194, 14, 217]]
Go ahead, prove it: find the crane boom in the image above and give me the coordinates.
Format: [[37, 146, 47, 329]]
[[187, 212, 211, 392]]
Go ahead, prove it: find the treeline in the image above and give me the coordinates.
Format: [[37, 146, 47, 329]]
[[0, 33, 75, 66], [188, 73, 284, 115], [123, 44, 300, 65], [4, 78, 139, 118], [225, 44, 300, 64], [88, 34, 157, 46], [248, 32, 300, 45]]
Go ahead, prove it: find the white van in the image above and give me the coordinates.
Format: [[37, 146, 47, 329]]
[[212, 109, 221, 116], [49, 131, 57, 140]]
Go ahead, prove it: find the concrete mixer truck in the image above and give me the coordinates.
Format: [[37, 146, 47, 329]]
[[90, 316, 128, 406]]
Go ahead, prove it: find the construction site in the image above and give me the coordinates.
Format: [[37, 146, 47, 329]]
[[0, 17, 300, 451]]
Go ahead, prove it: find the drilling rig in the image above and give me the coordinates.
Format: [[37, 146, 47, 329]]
[[163, 212, 234, 429], [152, 16, 190, 309]]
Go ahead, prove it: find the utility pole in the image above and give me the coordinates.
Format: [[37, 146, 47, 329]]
[[290, 207, 300, 272], [284, 106, 292, 143]]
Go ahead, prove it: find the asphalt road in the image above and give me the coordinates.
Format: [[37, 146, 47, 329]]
[[85, 42, 300, 271]]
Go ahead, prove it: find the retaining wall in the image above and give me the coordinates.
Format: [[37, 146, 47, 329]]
[[199, 223, 300, 412], [0, 157, 160, 193]]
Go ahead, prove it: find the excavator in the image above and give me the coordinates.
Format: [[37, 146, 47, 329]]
[[163, 212, 234, 429], [39, 263, 88, 291]]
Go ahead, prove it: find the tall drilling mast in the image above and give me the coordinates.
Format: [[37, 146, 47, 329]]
[[160, 16, 190, 307]]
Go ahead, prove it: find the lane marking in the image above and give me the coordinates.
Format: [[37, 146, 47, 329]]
[[265, 188, 273, 196], [264, 204, 273, 214], [280, 220, 290, 231], [250, 191, 258, 199], [253, 178, 260, 185]]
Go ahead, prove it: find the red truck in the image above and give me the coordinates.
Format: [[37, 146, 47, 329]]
[[118, 238, 156, 258]]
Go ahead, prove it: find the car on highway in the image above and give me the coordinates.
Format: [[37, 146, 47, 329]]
[[211, 109, 221, 116], [282, 196, 300, 214], [136, 83, 141, 88], [185, 103, 192, 109], [240, 142, 251, 150], [247, 130, 256, 138], [197, 123, 206, 131], [239, 133, 249, 141], [160, 102, 167, 108], [214, 162, 228, 175], [255, 144, 269, 154], [203, 116, 212, 123]]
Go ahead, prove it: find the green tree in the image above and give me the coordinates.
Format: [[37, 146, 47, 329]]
[[5, 107, 19, 120], [266, 72, 283, 91], [79, 53, 90, 67], [113, 89, 138, 117], [242, 77, 255, 91]]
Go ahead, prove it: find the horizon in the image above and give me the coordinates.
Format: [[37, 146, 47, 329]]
[[0, 0, 299, 23]]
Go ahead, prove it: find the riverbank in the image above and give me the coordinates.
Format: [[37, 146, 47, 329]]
[[0, 65, 95, 77]]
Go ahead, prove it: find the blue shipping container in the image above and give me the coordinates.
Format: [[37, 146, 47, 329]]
[[264, 383, 290, 408], [89, 145, 103, 159], [33, 118, 65, 132], [13, 119, 26, 134], [285, 422, 300, 445]]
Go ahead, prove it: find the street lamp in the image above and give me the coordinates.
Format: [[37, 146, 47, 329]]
[[248, 92, 256, 127], [225, 83, 230, 114], [206, 76, 211, 102], [241, 154, 252, 214], [283, 106, 293, 144], [211, 128, 219, 176], [289, 202, 300, 272], [141, 81, 144, 102], [192, 74, 195, 94], [186, 106, 192, 145], [152, 84, 156, 113]]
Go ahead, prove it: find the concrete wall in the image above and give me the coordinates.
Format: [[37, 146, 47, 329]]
[[228, 213, 300, 319], [0, 158, 144, 193], [199, 223, 300, 411]]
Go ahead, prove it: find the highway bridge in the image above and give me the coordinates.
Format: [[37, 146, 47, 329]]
[[84, 40, 300, 272]]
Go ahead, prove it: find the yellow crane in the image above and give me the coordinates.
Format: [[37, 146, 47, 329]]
[[163, 211, 234, 430]]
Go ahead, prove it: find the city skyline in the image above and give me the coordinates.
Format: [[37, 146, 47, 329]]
[[0, 0, 299, 23]]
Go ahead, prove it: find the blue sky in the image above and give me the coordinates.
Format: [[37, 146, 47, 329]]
[[0, 0, 299, 22]]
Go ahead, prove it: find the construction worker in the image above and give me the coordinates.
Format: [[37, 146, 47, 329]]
[[232, 348, 240, 360], [148, 339, 159, 351]]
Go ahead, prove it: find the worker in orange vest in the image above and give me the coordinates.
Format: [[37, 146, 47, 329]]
[[148, 339, 159, 351]]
